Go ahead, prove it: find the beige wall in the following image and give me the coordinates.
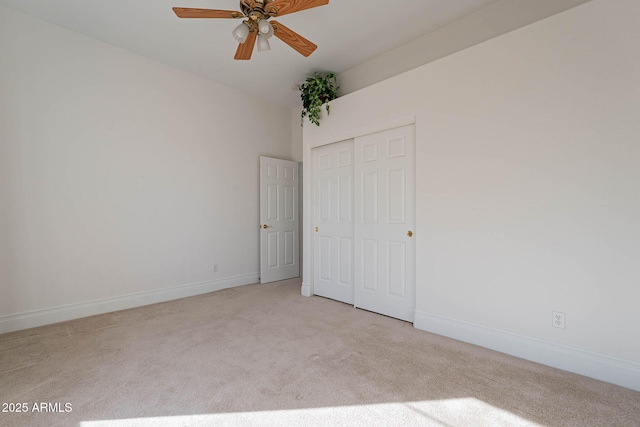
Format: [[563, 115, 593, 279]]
[[291, 108, 303, 162], [302, 0, 640, 390], [0, 6, 292, 330], [338, 0, 591, 96], [292, 0, 592, 162]]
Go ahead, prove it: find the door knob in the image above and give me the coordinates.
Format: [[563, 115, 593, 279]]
[[263, 224, 270, 229], [407, 231, 413, 237], [315, 227, 319, 232]]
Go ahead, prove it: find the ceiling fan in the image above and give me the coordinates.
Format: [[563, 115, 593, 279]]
[[173, 0, 329, 60]]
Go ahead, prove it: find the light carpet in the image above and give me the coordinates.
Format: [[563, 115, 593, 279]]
[[1, 278, 639, 427]]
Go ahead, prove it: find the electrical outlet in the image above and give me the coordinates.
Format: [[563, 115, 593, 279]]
[[213, 264, 218, 273], [552, 311, 565, 329]]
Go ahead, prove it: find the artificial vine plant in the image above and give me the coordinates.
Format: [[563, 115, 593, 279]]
[[299, 72, 339, 126]]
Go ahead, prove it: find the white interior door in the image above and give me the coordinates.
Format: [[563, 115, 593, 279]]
[[354, 125, 416, 322], [313, 139, 355, 304], [260, 157, 299, 283]]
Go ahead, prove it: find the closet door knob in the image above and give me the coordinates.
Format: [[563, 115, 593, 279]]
[[407, 231, 413, 237]]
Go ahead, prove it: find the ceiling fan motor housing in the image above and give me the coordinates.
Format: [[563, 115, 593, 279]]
[[242, 0, 274, 20]]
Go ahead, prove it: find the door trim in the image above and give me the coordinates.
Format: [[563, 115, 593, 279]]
[[306, 116, 416, 151]]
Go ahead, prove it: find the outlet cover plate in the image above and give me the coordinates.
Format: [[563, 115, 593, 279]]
[[552, 311, 566, 329]]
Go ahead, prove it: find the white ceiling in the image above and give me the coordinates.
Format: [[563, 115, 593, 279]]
[[0, 0, 504, 107], [0, 0, 506, 107]]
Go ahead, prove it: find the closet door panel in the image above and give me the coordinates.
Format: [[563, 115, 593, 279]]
[[354, 125, 416, 322], [313, 139, 355, 304]]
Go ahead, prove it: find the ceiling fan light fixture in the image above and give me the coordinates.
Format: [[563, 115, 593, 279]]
[[232, 22, 250, 43], [257, 34, 271, 52], [258, 19, 273, 38], [173, 0, 328, 60]]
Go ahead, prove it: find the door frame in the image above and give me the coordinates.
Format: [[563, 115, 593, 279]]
[[302, 115, 417, 300]]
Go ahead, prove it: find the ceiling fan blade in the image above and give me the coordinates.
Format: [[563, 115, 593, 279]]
[[267, 0, 329, 17], [172, 8, 244, 19], [271, 21, 317, 57], [234, 33, 257, 60]]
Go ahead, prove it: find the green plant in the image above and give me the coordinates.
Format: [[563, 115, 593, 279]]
[[299, 72, 339, 126]]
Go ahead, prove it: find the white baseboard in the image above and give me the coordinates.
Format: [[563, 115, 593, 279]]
[[301, 281, 314, 297], [0, 273, 259, 335], [414, 310, 640, 392]]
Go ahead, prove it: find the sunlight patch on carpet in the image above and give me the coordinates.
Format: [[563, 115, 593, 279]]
[[79, 398, 544, 426]]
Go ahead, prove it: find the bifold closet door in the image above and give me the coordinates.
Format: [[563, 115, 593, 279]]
[[313, 139, 355, 304], [354, 125, 416, 322]]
